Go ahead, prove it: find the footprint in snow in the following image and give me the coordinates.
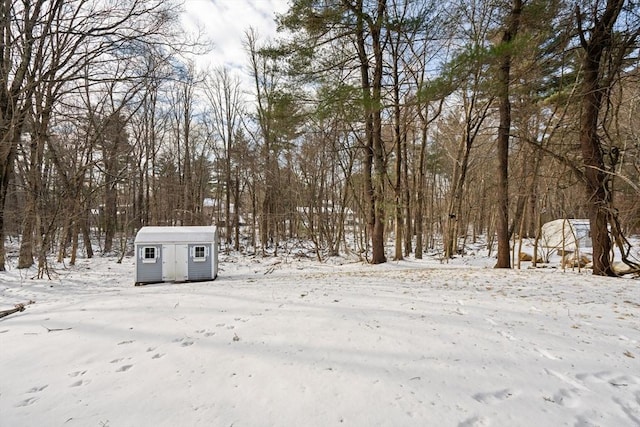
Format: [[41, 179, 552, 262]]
[[68, 370, 87, 378], [116, 365, 133, 372], [152, 353, 165, 359]]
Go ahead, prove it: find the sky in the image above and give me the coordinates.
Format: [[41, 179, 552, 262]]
[[182, 0, 290, 73]]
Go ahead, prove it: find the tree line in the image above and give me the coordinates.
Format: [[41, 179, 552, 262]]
[[1, 0, 639, 277]]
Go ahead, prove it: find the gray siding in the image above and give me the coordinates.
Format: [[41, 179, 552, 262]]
[[187, 243, 213, 281], [136, 244, 163, 283]]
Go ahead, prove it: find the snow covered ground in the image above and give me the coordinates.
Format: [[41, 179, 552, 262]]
[[1, 250, 639, 426]]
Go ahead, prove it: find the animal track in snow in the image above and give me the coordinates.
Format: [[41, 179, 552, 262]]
[[458, 415, 491, 427], [15, 397, 38, 407], [472, 388, 518, 404], [173, 337, 194, 347], [612, 396, 640, 425], [116, 364, 133, 372], [551, 388, 581, 408], [70, 379, 91, 387], [576, 371, 639, 386], [152, 353, 165, 359], [68, 370, 87, 378], [26, 385, 48, 393], [497, 330, 516, 341]]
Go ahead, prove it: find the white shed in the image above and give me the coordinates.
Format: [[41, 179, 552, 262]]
[[540, 219, 592, 252], [134, 226, 219, 286]]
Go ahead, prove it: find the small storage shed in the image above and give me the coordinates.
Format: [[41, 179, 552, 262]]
[[134, 226, 218, 286], [540, 219, 592, 252]]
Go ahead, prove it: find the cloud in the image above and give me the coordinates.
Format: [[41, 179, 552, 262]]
[[182, 0, 290, 72]]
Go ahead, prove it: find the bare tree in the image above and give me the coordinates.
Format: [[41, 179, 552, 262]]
[[494, 0, 523, 268], [1, 0, 182, 270], [203, 67, 244, 250], [575, 0, 639, 275]]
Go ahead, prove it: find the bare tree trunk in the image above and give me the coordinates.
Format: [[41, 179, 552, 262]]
[[392, 37, 403, 261], [576, 0, 625, 276], [494, 0, 522, 268], [350, 0, 387, 264], [82, 206, 94, 259], [102, 113, 127, 253], [415, 118, 427, 259], [234, 169, 241, 251], [445, 132, 472, 259], [18, 195, 36, 268], [403, 125, 412, 257], [370, 2, 387, 265]]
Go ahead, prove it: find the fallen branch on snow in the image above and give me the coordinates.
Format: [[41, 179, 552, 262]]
[[0, 300, 35, 319]]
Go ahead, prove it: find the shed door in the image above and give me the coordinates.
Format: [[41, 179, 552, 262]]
[[162, 244, 189, 282], [162, 244, 175, 281], [175, 244, 188, 281]]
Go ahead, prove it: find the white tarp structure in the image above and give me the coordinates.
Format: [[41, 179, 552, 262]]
[[540, 219, 592, 252]]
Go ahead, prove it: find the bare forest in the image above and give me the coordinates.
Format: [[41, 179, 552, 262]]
[[1, 0, 639, 277]]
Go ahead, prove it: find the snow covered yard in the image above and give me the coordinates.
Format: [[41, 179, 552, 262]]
[[1, 254, 639, 426]]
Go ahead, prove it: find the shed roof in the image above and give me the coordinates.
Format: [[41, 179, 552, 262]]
[[134, 226, 217, 244]]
